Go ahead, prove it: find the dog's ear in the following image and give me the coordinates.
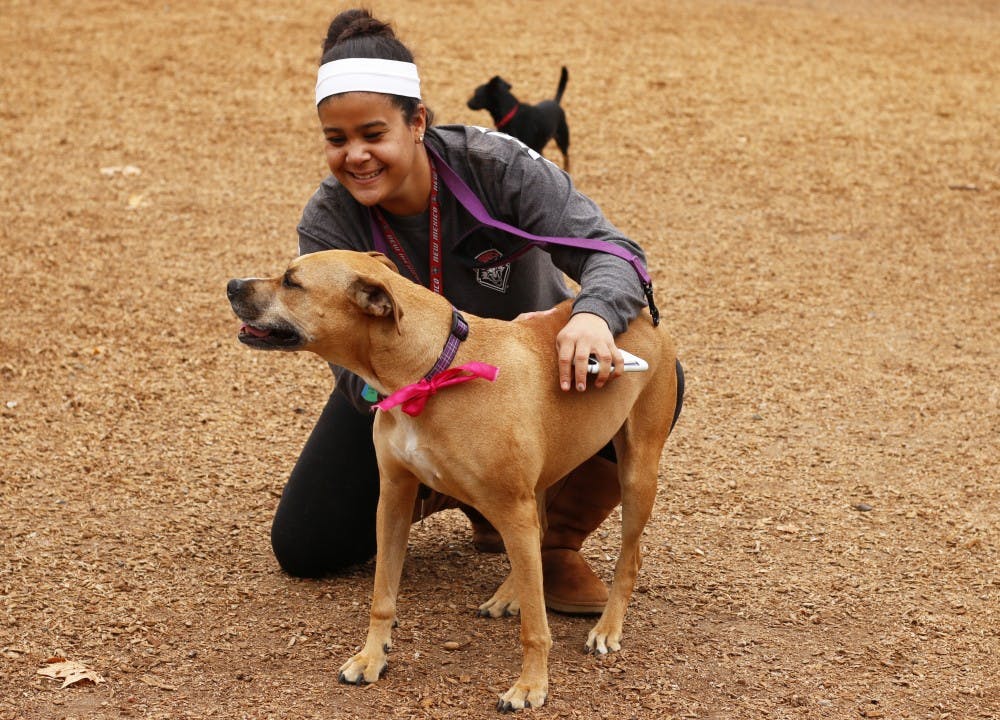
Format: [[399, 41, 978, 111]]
[[350, 276, 404, 333], [365, 251, 400, 274], [488, 76, 511, 92]]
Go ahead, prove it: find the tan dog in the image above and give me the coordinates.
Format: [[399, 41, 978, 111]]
[[227, 249, 680, 711]]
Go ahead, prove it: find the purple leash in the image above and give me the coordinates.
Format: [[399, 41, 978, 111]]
[[369, 146, 661, 325], [425, 145, 660, 326]]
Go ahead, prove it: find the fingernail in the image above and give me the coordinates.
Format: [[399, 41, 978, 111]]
[[577, 383, 585, 391]]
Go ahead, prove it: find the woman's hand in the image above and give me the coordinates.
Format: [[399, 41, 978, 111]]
[[556, 312, 623, 392]]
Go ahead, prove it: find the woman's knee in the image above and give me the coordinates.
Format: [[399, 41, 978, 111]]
[[269, 389, 380, 577], [270, 514, 375, 577]]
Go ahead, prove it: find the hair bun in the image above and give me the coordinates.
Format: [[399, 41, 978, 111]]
[[323, 8, 395, 55]]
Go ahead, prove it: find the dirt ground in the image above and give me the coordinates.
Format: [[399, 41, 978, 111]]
[[1, 0, 997, 718]]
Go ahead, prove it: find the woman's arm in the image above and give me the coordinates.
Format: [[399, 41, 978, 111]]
[[466, 132, 649, 336], [466, 132, 651, 389]]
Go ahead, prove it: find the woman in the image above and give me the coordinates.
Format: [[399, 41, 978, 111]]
[[270, 8, 676, 615]]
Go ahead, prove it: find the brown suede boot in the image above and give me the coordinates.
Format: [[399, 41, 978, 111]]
[[540, 455, 621, 615], [411, 488, 507, 555], [421, 460, 620, 615], [462, 505, 506, 553]]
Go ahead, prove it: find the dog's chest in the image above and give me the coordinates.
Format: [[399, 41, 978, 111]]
[[385, 423, 443, 485]]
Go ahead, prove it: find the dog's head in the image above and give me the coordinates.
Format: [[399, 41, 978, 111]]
[[227, 250, 402, 356], [467, 75, 512, 111]]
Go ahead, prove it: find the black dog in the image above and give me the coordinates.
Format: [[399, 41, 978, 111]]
[[467, 66, 570, 171]]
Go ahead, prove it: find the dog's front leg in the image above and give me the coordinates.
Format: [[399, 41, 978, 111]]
[[338, 475, 419, 686], [492, 501, 551, 712]]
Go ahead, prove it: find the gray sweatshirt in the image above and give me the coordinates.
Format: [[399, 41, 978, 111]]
[[297, 125, 649, 409]]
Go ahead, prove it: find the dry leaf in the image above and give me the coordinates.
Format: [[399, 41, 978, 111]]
[[37, 659, 106, 689]]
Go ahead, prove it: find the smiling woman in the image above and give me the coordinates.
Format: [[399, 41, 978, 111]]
[[270, 7, 677, 630], [319, 91, 431, 215], [316, 10, 431, 216]]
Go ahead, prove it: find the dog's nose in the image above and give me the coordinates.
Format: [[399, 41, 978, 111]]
[[226, 278, 244, 300]]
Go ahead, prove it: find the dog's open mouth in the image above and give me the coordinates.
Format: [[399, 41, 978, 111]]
[[237, 322, 302, 349]]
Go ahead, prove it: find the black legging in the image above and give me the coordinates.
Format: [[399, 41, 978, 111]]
[[270, 390, 380, 577]]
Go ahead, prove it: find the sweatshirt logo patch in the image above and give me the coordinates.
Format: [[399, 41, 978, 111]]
[[474, 249, 510, 293]]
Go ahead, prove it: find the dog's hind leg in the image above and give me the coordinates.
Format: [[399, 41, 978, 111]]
[[583, 434, 660, 655], [585, 369, 677, 654], [554, 117, 570, 172], [339, 472, 420, 685]]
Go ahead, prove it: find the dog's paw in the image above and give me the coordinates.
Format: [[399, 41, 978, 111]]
[[497, 680, 547, 712], [477, 597, 520, 618], [584, 621, 623, 655], [478, 576, 520, 618], [338, 652, 388, 685]]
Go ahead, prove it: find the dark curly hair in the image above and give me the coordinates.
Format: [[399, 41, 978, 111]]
[[318, 8, 431, 125]]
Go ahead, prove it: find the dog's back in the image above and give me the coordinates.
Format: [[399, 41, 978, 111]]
[[376, 300, 676, 493], [523, 67, 570, 168]]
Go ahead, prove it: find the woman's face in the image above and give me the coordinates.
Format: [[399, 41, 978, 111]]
[[318, 92, 428, 215]]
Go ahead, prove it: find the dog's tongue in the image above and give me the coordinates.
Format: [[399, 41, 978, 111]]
[[240, 323, 270, 338]]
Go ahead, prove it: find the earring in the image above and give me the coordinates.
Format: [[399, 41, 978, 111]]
[[417, 135, 424, 143]]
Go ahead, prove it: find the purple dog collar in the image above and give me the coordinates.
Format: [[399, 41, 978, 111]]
[[424, 310, 468, 380]]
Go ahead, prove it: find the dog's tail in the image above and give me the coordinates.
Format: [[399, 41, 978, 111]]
[[670, 359, 685, 432], [554, 66, 568, 105]]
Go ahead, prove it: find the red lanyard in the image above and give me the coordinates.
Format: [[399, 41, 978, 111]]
[[372, 160, 443, 294]]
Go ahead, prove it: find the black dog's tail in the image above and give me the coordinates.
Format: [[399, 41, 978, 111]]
[[671, 359, 685, 432], [554, 66, 568, 105]]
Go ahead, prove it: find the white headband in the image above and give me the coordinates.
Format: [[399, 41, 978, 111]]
[[315, 58, 421, 105]]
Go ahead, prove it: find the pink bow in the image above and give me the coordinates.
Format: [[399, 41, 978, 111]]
[[373, 362, 500, 416]]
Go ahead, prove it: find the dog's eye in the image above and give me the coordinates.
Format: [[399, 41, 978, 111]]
[[282, 273, 302, 289]]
